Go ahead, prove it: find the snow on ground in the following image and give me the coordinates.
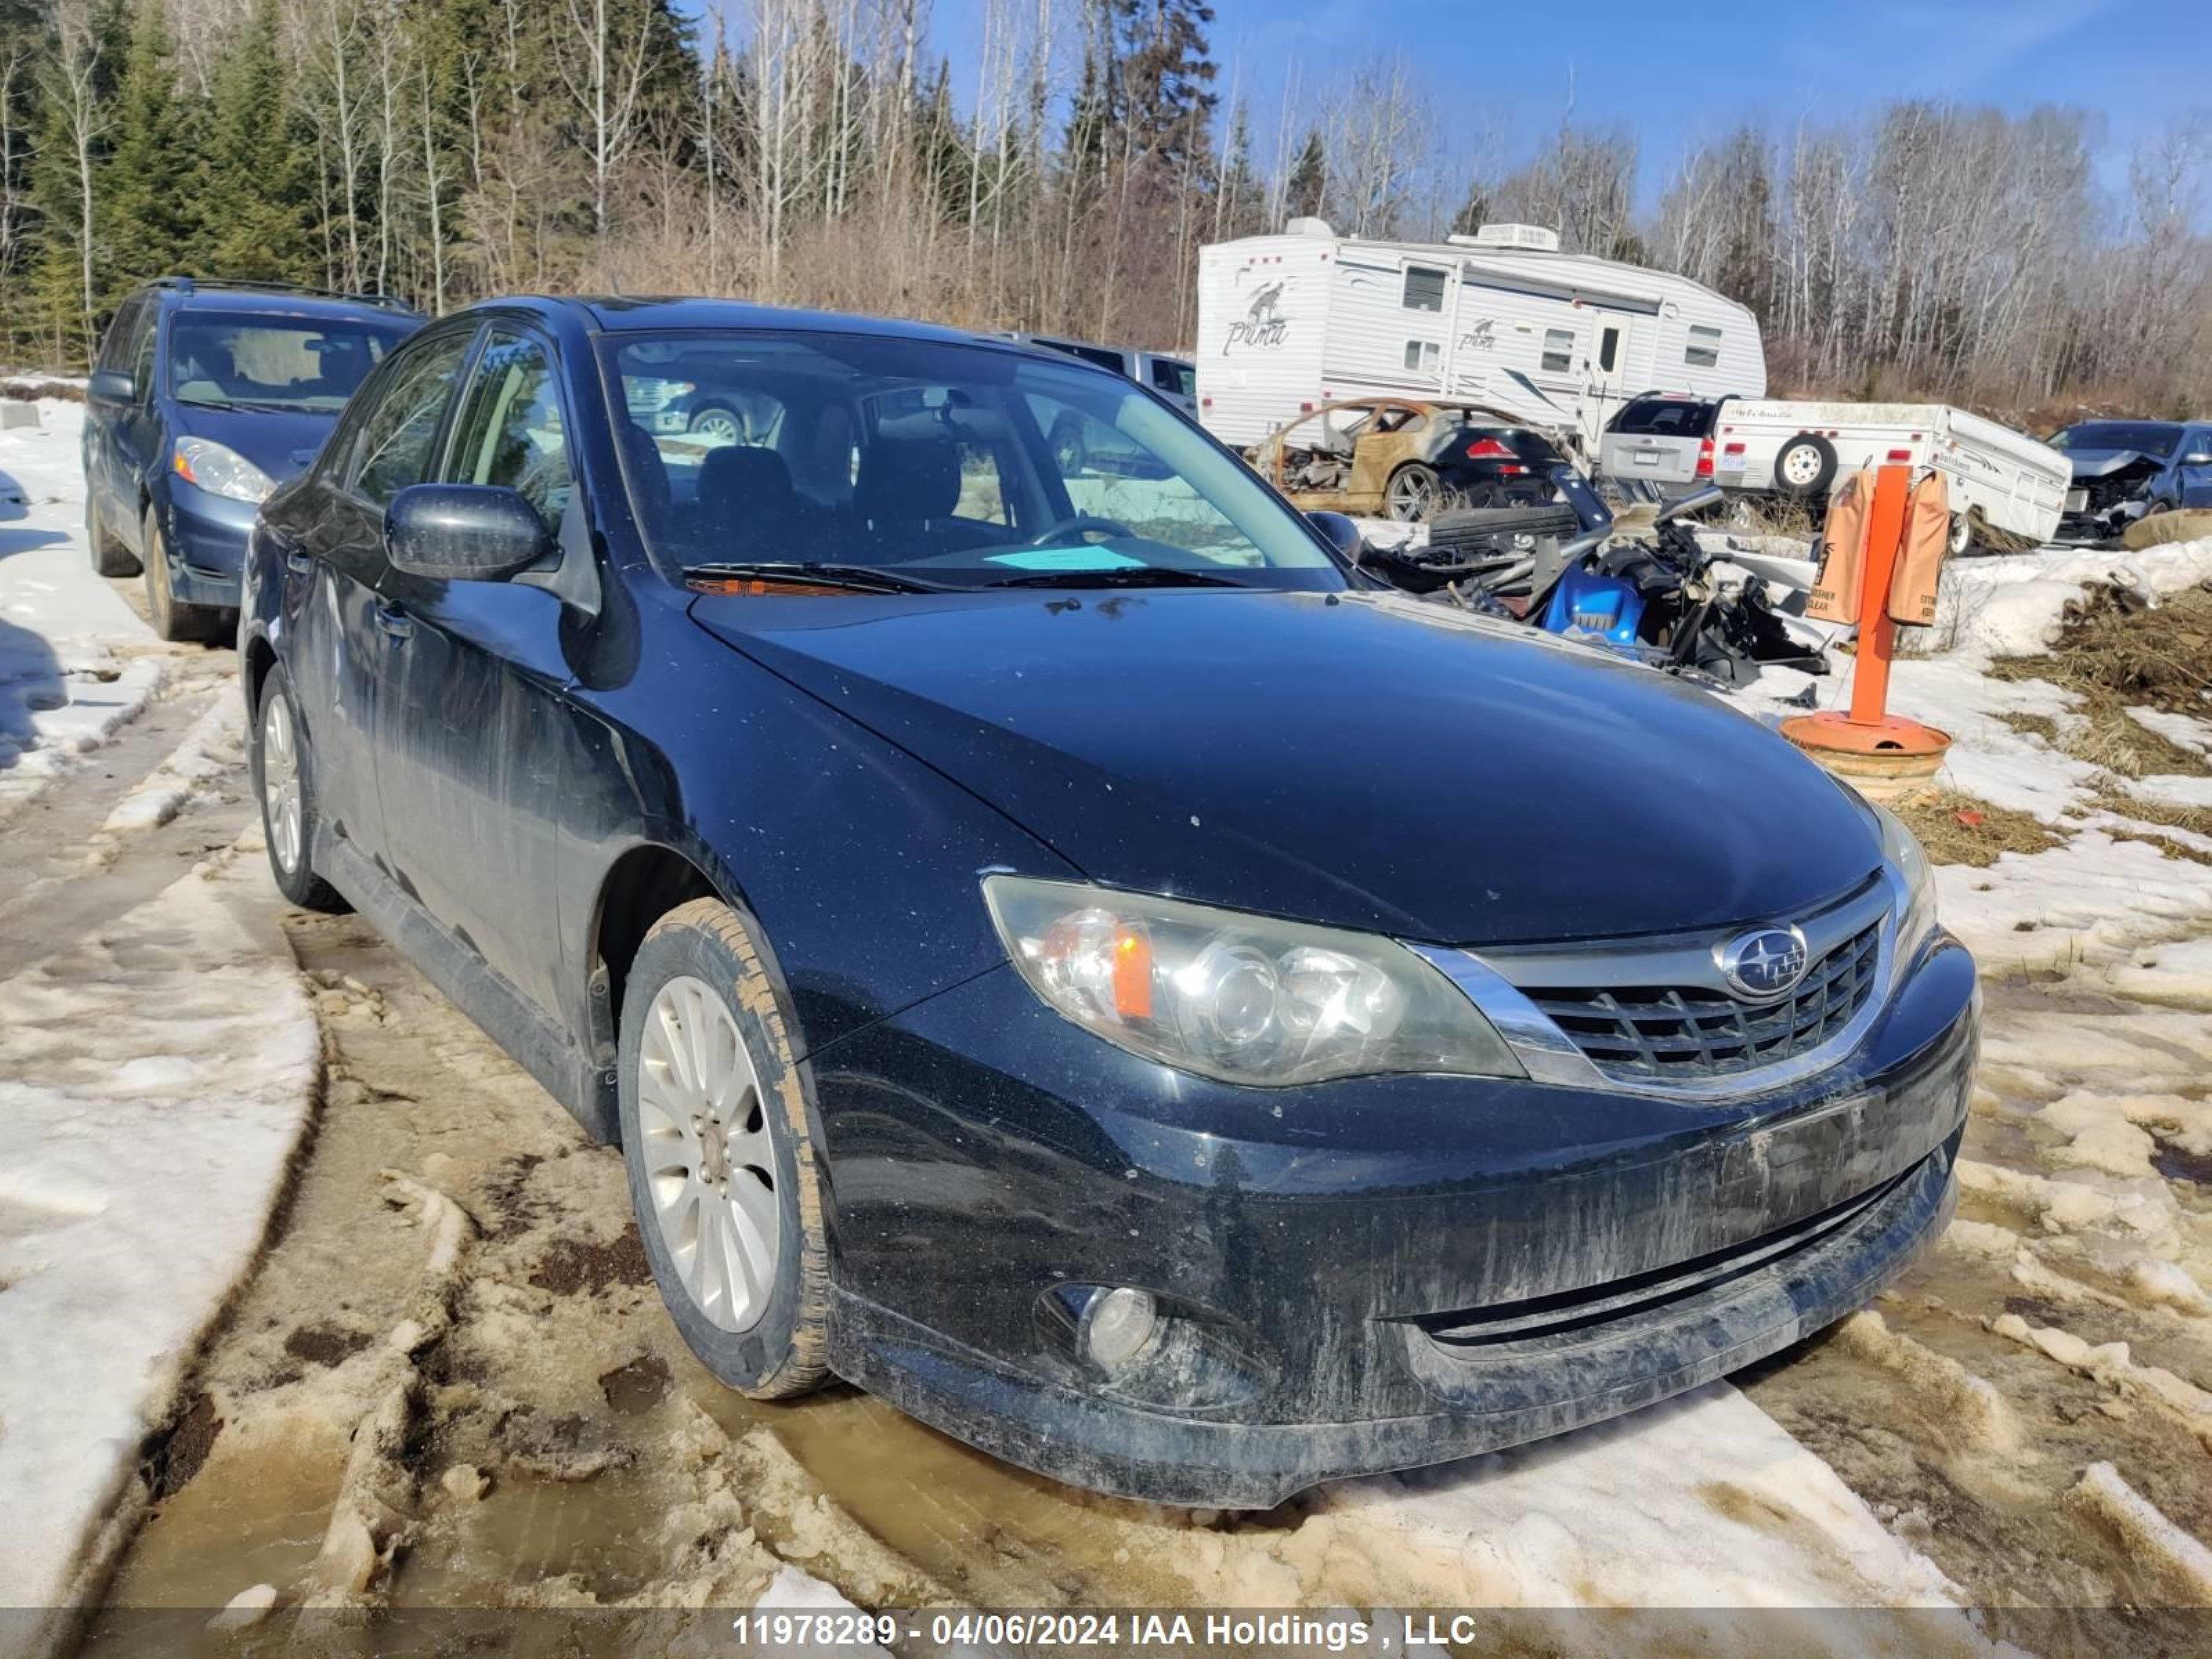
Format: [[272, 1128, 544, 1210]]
[[0, 830, 319, 1647], [0, 399, 169, 825], [87, 691, 244, 859]]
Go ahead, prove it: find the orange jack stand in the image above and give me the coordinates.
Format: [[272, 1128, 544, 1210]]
[[1781, 463, 1951, 798]]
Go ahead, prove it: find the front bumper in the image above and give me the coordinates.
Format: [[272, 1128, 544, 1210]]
[[158, 481, 259, 607], [807, 935, 1979, 1506]]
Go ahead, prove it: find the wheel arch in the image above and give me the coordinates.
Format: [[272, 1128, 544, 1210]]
[[588, 842, 724, 1062]]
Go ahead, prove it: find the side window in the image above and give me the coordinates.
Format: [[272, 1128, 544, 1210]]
[[127, 306, 160, 398], [1402, 340, 1440, 373], [442, 331, 573, 523], [1023, 388, 1263, 565], [1685, 324, 1723, 369], [95, 297, 144, 372], [1402, 265, 1447, 312], [1541, 328, 1574, 373], [347, 330, 474, 507], [1147, 359, 1194, 399]]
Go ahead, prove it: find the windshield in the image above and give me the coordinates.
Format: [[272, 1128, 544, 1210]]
[[168, 311, 416, 413], [603, 330, 1345, 592], [2052, 422, 2182, 458]]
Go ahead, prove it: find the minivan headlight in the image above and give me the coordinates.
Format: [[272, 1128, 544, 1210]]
[[1876, 805, 1939, 976], [983, 875, 1524, 1087], [174, 437, 276, 504]]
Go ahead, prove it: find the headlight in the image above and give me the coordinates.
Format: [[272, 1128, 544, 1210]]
[[983, 875, 1524, 1087], [1875, 805, 1939, 976], [173, 437, 276, 504]]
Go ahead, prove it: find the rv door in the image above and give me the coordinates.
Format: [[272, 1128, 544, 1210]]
[[1582, 312, 1638, 448]]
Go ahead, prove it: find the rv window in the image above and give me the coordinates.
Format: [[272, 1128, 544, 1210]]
[[1402, 340, 1440, 373], [1402, 265, 1447, 312], [1541, 328, 1573, 373], [1685, 325, 1723, 368], [1598, 328, 1620, 373]]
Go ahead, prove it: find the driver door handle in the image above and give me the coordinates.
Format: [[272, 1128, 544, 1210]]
[[375, 603, 413, 642]]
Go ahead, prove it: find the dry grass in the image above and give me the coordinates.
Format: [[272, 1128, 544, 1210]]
[[2090, 785, 2212, 841], [1989, 585, 2212, 778], [0, 377, 81, 402], [1995, 711, 2060, 744], [1725, 495, 1821, 540], [1894, 790, 2061, 867]]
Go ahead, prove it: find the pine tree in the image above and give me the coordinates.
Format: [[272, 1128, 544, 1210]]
[[1285, 126, 1325, 220], [200, 0, 309, 281], [100, 0, 200, 295], [1117, 0, 1215, 169], [27, 0, 128, 363], [1216, 101, 1264, 237]]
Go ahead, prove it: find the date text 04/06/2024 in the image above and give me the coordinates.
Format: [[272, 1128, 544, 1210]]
[[728, 1611, 1518, 1650]]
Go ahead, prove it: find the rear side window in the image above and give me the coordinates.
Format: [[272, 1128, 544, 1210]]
[[1148, 359, 1195, 399], [1685, 325, 1723, 368], [443, 330, 573, 524], [1610, 399, 1715, 438], [348, 330, 474, 507], [1403, 265, 1447, 312], [1541, 328, 1573, 373], [95, 297, 144, 372]]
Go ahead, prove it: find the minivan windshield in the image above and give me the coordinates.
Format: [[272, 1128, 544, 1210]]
[[602, 331, 1346, 592], [168, 310, 415, 413], [2050, 422, 2183, 458]]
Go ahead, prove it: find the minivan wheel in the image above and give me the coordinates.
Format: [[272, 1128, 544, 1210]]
[[618, 899, 830, 1398], [251, 664, 348, 912], [88, 498, 141, 577], [688, 405, 741, 444], [142, 509, 223, 643]]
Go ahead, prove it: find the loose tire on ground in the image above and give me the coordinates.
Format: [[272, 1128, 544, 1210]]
[[250, 664, 348, 912], [619, 898, 832, 1400], [87, 497, 141, 577], [1773, 434, 1837, 498], [142, 508, 225, 643]]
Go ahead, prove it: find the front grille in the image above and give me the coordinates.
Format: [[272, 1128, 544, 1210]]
[[1522, 919, 1882, 1080]]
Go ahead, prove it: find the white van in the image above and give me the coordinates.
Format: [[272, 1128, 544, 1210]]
[[1710, 400, 2068, 551]]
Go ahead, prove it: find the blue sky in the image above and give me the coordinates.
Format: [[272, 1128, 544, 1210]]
[[695, 0, 2203, 211]]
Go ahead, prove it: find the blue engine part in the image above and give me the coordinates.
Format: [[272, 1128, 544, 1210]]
[[1541, 561, 1645, 646]]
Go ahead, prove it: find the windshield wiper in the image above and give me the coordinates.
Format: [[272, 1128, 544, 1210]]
[[684, 561, 958, 595], [982, 565, 1248, 590]]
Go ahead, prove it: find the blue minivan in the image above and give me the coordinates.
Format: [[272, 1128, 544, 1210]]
[[82, 278, 422, 640]]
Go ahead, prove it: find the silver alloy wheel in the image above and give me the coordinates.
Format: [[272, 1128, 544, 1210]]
[[636, 974, 779, 1333], [1780, 444, 1824, 488], [1387, 467, 1438, 521], [689, 408, 740, 444], [261, 691, 303, 874]]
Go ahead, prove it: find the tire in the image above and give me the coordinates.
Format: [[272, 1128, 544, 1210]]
[[1385, 462, 1441, 523], [142, 508, 225, 644], [1049, 415, 1088, 476], [1947, 512, 1974, 558], [1772, 434, 1837, 498], [250, 664, 348, 912], [1426, 503, 1581, 557], [618, 898, 831, 1400], [88, 496, 141, 577], [687, 404, 742, 444]]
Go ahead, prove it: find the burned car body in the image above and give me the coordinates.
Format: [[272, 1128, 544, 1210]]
[[2051, 420, 2212, 542], [1246, 396, 1571, 522]]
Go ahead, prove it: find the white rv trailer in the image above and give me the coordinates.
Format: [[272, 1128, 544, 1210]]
[[1194, 219, 1765, 453]]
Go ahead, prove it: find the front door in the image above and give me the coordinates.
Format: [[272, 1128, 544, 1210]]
[[372, 324, 581, 1018]]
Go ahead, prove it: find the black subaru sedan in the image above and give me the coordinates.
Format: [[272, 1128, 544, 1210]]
[[239, 297, 1976, 1507]]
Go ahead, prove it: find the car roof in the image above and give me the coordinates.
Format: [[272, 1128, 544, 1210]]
[[490, 294, 1022, 351], [157, 285, 420, 322]]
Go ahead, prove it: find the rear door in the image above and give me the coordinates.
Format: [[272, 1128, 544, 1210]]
[[2177, 427, 2212, 509], [371, 323, 580, 1017], [83, 297, 147, 533]]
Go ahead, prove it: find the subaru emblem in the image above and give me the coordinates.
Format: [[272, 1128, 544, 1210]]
[[1718, 926, 1810, 1000]]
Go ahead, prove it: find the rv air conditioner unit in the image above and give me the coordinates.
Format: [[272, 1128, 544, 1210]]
[[1284, 216, 1337, 238], [1448, 223, 1562, 253]]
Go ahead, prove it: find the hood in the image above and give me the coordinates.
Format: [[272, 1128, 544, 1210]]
[[2064, 448, 2162, 480], [690, 589, 1883, 946], [171, 402, 338, 482]]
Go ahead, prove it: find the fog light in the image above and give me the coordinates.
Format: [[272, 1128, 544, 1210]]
[[1080, 1286, 1159, 1371]]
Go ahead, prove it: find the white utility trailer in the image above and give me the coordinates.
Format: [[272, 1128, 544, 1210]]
[[1712, 400, 2068, 551], [1194, 219, 1765, 453]]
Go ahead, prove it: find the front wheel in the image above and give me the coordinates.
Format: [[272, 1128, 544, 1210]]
[[619, 899, 831, 1399], [251, 664, 348, 912], [1385, 463, 1441, 523], [142, 509, 225, 643]]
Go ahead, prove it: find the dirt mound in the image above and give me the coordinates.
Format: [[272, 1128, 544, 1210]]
[[1991, 584, 2212, 776]]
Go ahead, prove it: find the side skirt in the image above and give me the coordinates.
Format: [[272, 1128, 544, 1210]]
[[317, 827, 617, 1143]]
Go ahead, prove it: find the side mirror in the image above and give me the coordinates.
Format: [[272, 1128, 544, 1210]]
[[88, 368, 135, 404], [384, 483, 548, 581], [2182, 452, 2212, 467], [1306, 509, 1363, 561]]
